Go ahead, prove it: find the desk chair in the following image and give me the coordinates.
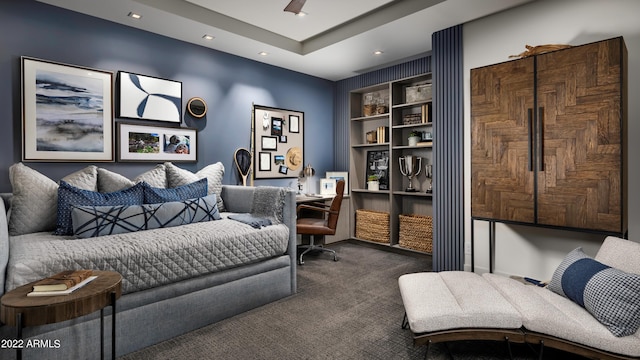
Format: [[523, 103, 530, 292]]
[[296, 180, 345, 265]]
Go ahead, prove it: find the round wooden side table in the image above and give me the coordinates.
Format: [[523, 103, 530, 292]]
[[0, 270, 122, 360]]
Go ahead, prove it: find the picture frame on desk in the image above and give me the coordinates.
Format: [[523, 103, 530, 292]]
[[326, 171, 349, 195], [320, 178, 337, 195]]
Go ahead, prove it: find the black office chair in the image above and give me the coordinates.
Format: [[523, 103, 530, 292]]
[[296, 180, 345, 265]]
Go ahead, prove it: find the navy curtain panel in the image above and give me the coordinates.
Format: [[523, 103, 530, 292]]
[[432, 25, 464, 271]]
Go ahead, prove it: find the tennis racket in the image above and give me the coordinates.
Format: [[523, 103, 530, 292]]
[[234, 148, 252, 186]]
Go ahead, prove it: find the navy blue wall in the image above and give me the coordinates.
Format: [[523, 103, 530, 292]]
[[0, 0, 335, 192]]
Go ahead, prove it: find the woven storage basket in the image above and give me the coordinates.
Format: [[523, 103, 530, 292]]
[[399, 214, 433, 253], [356, 209, 390, 243]]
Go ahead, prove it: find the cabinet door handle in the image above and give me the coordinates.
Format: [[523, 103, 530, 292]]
[[538, 107, 544, 171], [528, 108, 533, 172]]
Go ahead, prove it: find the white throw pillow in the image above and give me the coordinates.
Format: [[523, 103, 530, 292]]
[[164, 162, 225, 211], [8, 163, 98, 235]]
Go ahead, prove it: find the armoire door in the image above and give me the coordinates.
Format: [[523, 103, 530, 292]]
[[471, 57, 535, 223], [535, 38, 624, 233]]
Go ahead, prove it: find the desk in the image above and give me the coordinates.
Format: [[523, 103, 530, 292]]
[[0, 271, 122, 360], [295, 194, 334, 203]]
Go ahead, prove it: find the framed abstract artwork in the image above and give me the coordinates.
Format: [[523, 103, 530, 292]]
[[118, 71, 182, 123], [21, 57, 114, 162], [117, 123, 196, 162]]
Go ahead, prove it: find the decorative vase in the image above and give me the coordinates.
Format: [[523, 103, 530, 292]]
[[367, 181, 379, 191], [408, 136, 421, 147]]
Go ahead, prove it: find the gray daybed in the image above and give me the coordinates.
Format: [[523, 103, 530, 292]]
[[0, 163, 297, 360], [399, 236, 640, 360]]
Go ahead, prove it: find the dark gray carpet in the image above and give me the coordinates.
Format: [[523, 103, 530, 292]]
[[119, 241, 587, 360]]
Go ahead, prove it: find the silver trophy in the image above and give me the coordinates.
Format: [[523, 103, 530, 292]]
[[399, 155, 422, 192]]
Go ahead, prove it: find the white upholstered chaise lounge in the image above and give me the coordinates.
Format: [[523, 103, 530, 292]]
[[399, 236, 640, 360]]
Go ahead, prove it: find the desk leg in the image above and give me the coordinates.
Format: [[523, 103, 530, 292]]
[[15, 312, 22, 360], [111, 291, 116, 360]]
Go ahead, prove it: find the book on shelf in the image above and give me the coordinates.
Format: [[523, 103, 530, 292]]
[[32, 269, 93, 292], [376, 126, 389, 143], [421, 104, 432, 123], [28, 275, 97, 297], [417, 141, 433, 147]]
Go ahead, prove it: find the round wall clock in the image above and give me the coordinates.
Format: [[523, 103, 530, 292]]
[[187, 97, 207, 118]]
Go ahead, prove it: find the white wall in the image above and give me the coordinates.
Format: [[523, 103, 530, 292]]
[[462, 0, 640, 280]]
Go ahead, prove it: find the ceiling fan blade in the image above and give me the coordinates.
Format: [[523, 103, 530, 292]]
[[284, 0, 306, 14]]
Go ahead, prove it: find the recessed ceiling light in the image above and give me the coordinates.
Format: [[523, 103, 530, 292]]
[[259, 51, 268, 56], [296, 11, 307, 17], [202, 35, 214, 40], [127, 12, 142, 20], [373, 50, 384, 55]]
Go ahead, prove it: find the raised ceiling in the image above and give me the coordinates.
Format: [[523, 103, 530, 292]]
[[36, 0, 533, 81]]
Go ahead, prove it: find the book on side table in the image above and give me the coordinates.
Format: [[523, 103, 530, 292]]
[[28, 270, 97, 296]]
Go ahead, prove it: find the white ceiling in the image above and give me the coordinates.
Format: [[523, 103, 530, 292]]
[[36, 0, 533, 81]]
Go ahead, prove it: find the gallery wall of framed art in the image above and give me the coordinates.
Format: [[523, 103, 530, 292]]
[[252, 104, 304, 179]]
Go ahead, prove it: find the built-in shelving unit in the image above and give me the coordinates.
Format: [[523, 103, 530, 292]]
[[348, 74, 433, 251]]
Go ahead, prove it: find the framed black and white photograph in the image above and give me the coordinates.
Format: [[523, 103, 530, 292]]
[[252, 105, 304, 179], [259, 152, 271, 171], [118, 123, 196, 162], [118, 71, 182, 123], [261, 136, 278, 150], [21, 57, 114, 162], [326, 171, 349, 195], [289, 115, 300, 133], [366, 150, 389, 190]]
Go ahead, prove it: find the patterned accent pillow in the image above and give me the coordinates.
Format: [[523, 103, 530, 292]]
[[8, 163, 98, 235], [549, 247, 640, 337], [55, 181, 145, 235], [143, 178, 208, 204], [71, 194, 221, 238], [165, 162, 225, 211]]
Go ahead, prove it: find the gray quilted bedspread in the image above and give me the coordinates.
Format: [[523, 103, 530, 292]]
[[6, 216, 289, 294]]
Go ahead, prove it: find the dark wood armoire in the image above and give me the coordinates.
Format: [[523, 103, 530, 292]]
[[471, 37, 627, 236]]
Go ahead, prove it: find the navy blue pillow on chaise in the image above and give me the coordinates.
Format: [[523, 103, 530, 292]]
[[548, 247, 640, 337]]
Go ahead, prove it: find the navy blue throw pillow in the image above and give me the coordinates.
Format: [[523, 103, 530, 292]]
[[55, 181, 145, 235], [144, 178, 208, 204]]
